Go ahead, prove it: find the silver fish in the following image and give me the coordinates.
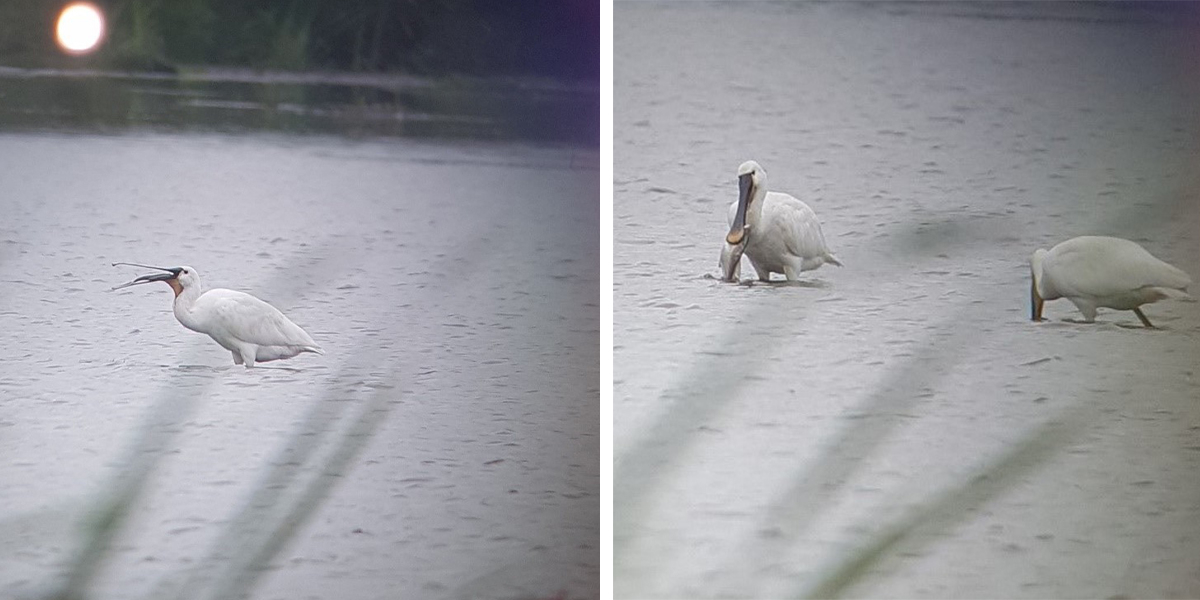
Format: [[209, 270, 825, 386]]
[[718, 227, 748, 282]]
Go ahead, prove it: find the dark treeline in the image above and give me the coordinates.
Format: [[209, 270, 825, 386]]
[[3, 0, 599, 80]]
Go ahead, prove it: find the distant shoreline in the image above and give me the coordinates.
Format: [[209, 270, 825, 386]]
[[0, 64, 599, 95]]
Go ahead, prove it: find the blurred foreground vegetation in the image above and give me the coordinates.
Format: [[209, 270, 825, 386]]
[[0, 0, 598, 79]]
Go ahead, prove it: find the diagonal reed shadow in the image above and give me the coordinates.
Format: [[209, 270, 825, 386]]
[[614, 292, 794, 589], [615, 214, 990, 595], [153, 367, 393, 600], [40, 241, 352, 600], [140, 230, 497, 600], [759, 191, 1200, 596], [192, 379, 395, 600], [618, 182, 1199, 597], [43, 343, 215, 600], [735, 315, 976, 594], [796, 409, 1086, 599]]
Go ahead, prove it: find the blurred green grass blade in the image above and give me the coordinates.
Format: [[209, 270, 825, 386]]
[[737, 321, 972, 591], [615, 300, 782, 537], [615, 292, 802, 597], [156, 389, 359, 600], [797, 413, 1083, 599], [202, 388, 393, 600], [189, 229, 488, 599], [51, 246, 343, 600], [43, 347, 215, 600]]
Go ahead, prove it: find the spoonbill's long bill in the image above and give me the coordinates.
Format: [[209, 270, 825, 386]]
[[112, 263, 324, 367], [725, 160, 841, 282], [1030, 236, 1192, 328]]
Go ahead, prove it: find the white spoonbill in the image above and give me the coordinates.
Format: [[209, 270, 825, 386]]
[[1030, 236, 1192, 328], [725, 160, 841, 281], [112, 263, 324, 367]]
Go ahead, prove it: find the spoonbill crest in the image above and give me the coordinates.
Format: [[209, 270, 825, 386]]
[[112, 263, 324, 367], [1030, 236, 1192, 327], [725, 160, 841, 281]]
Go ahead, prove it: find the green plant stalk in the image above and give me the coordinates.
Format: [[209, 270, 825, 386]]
[[156, 387, 360, 600], [201, 387, 394, 600], [44, 346, 215, 600], [614, 297, 791, 594], [797, 414, 1083, 599]]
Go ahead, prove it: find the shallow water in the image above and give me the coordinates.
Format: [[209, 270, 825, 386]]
[[0, 66, 599, 145], [616, 3, 1200, 598], [0, 133, 598, 599]]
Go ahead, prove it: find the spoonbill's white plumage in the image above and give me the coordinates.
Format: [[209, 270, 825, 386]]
[[725, 160, 841, 281], [112, 263, 323, 367], [1030, 236, 1192, 327]]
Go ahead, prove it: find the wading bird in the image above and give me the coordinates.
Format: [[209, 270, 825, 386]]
[[1030, 236, 1192, 328], [112, 263, 324, 367], [725, 160, 841, 281]]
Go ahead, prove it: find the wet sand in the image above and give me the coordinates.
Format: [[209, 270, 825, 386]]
[[616, 3, 1199, 598], [0, 133, 598, 599]]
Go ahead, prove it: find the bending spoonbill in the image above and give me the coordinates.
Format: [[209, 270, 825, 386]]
[[112, 263, 324, 367], [1030, 236, 1192, 327], [726, 160, 841, 281]]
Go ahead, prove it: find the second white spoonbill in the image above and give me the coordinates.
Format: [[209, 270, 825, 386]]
[[1030, 236, 1192, 327], [112, 263, 324, 367], [725, 160, 841, 282]]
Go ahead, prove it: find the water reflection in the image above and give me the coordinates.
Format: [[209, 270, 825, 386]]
[[0, 66, 598, 144]]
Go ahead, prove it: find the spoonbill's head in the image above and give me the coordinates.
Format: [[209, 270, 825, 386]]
[[727, 160, 765, 245], [1029, 248, 1048, 321], [111, 263, 198, 297]]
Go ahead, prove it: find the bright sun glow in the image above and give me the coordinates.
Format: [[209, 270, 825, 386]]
[[56, 3, 105, 54]]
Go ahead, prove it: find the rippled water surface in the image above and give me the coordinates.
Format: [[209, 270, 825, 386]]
[[0, 66, 599, 145], [0, 132, 598, 598], [616, 3, 1199, 598]]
